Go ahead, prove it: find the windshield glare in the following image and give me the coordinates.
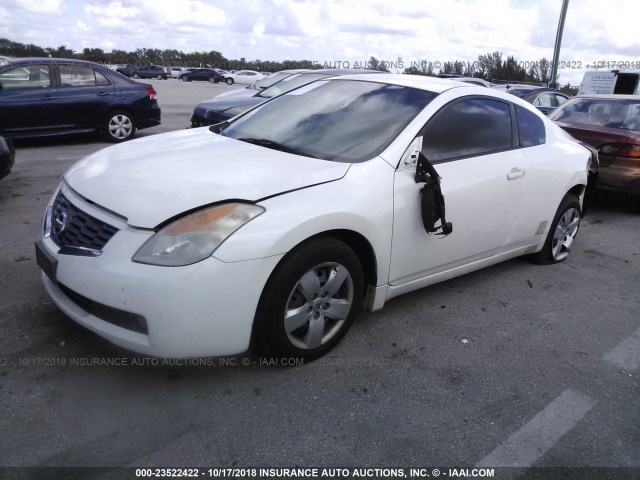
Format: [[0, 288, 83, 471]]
[[221, 79, 437, 162], [549, 99, 640, 130], [258, 73, 333, 98], [253, 72, 292, 90]]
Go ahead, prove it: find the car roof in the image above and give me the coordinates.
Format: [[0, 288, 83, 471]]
[[493, 84, 551, 91], [271, 69, 311, 74], [324, 73, 475, 94], [306, 68, 386, 75], [1, 57, 101, 68], [571, 94, 640, 101]]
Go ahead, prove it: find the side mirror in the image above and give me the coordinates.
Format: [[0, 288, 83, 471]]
[[415, 152, 453, 236]]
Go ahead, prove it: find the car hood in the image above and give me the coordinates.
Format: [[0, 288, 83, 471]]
[[64, 128, 350, 228]]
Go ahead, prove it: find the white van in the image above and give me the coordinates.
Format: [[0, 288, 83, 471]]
[[578, 70, 640, 95]]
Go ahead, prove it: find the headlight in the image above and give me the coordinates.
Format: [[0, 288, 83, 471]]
[[132, 203, 264, 266]]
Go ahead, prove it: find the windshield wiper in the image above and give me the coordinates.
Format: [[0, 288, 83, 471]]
[[237, 137, 318, 158]]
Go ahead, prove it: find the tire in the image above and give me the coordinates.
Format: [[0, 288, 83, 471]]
[[254, 237, 364, 361], [208, 77, 216, 83], [132, 73, 140, 79], [225, 78, 234, 85], [157, 74, 163, 80], [103, 110, 136, 143], [181, 76, 189, 82], [532, 194, 581, 264]]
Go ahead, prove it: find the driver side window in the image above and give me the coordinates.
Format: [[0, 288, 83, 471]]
[[421, 97, 513, 163]]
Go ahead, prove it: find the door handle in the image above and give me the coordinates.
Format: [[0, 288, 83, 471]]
[[42, 95, 56, 100], [507, 168, 525, 180], [97, 91, 111, 96]]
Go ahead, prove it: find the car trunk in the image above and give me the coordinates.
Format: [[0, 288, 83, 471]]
[[556, 122, 640, 167]]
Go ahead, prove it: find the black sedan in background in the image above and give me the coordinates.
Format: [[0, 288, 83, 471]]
[[179, 68, 223, 83], [0, 136, 15, 180], [0, 58, 161, 142], [191, 69, 383, 127], [493, 84, 569, 115], [116, 64, 169, 80]]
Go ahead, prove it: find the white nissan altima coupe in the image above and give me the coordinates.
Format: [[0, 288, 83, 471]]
[[35, 74, 598, 360]]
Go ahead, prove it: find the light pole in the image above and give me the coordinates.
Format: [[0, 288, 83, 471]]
[[550, 0, 569, 89]]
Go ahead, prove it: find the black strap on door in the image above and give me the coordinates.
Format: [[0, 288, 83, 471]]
[[415, 153, 452, 236]]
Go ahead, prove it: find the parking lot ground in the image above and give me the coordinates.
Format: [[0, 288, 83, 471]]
[[0, 80, 638, 475]]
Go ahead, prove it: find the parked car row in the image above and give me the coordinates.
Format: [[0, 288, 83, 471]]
[[0, 58, 161, 142]]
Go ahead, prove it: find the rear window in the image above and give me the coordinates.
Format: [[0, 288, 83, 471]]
[[549, 98, 640, 130], [516, 105, 546, 147]]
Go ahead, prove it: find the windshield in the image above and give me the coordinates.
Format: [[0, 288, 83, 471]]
[[257, 73, 331, 99], [549, 98, 640, 130], [220, 79, 437, 162]]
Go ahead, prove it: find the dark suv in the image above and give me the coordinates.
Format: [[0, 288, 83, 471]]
[[116, 64, 169, 80], [0, 58, 161, 142], [179, 68, 222, 83]]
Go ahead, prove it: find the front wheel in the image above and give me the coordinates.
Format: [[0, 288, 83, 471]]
[[225, 78, 234, 85], [532, 194, 581, 264], [103, 110, 136, 143], [208, 77, 217, 83], [254, 238, 363, 361], [157, 74, 163, 80], [181, 76, 189, 82], [132, 73, 140, 79]]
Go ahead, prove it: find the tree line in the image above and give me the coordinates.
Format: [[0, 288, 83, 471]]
[[0, 38, 577, 94]]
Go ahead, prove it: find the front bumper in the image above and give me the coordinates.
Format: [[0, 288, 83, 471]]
[[37, 186, 282, 358]]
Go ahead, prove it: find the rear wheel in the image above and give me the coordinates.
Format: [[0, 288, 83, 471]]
[[254, 237, 363, 361], [225, 78, 234, 85], [532, 194, 581, 264], [181, 76, 189, 82], [103, 110, 136, 143]]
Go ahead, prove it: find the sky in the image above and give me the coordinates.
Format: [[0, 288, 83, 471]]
[[2, 0, 640, 85]]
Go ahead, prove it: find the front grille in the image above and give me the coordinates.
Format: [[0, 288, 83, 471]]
[[51, 192, 118, 255]]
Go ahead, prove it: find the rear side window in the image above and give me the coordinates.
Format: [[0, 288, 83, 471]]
[[516, 105, 546, 147], [59, 65, 111, 87], [421, 98, 513, 163]]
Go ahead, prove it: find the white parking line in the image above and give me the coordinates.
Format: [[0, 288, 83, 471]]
[[603, 327, 640, 371], [476, 389, 597, 468]]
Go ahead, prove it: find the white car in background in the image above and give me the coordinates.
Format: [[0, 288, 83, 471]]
[[222, 69, 264, 85], [35, 75, 598, 361], [169, 67, 187, 79]]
